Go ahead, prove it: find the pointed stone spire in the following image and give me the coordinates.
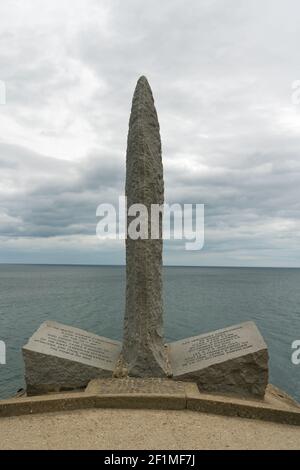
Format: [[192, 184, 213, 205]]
[[121, 76, 168, 377]]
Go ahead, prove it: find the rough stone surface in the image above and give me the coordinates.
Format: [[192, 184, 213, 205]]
[[23, 321, 121, 395], [168, 321, 269, 398], [86, 378, 186, 395], [121, 76, 168, 377]]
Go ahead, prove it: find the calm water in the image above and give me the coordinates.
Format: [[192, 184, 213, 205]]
[[0, 265, 299, 400]]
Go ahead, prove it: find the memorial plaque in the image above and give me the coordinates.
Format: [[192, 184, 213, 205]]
[[24, 321, 121, 369], [23, 321, 122, 395], [168, 321, 269, 398]]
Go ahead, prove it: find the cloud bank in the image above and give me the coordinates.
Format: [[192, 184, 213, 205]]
[[0, 0, 300, 266]]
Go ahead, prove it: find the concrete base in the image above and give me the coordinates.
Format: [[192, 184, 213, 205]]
[[0, 379, 299, 426]]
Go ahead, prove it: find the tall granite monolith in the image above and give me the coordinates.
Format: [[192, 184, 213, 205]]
[[121, 76, 168, 377]]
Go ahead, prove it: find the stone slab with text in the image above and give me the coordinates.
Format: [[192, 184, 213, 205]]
[[23, 321, 122, 395], [168, 321, 268, 398]]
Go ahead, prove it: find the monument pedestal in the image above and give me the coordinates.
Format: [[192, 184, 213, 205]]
[[2, 378, 299, 428], [23, 320, 268, 400]]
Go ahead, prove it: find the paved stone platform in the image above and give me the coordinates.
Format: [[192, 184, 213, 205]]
[[0, 379, 299, 426], [1, 408, 300, 450]]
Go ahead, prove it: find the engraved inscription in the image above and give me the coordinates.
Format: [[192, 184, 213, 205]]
[[24, 321, 122, 371], [169, 322, 267, 377]]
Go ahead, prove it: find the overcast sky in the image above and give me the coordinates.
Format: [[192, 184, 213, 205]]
[[1, 0, 300, 266]]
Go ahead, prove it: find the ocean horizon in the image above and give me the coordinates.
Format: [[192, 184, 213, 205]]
[[2, 263, 300, 272]]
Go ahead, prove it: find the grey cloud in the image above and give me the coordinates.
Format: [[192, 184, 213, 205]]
[[0, 0, 300, 265], [0, 143, 124, 240]]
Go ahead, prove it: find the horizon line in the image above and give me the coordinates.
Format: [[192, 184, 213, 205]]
[[0, 262, 299, 269]]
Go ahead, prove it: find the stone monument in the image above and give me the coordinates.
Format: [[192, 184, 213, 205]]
[[121, 76, 168, 377], [22, 76, 269, 399]]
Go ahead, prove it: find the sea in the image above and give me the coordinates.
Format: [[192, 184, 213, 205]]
[[0, 264, 299, 401]]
